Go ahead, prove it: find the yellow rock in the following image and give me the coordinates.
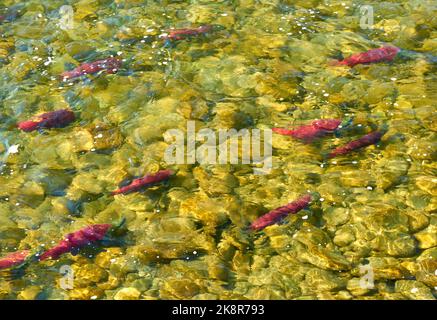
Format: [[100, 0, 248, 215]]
[[114, 287, 141, 300], [18, 286, 42, 300], [415, 176, 437, 196], [71, 129, 94, 152], [415, 218, 437, 249], [160, 278, 200, 299]]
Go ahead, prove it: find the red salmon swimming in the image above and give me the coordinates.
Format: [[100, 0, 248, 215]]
[[111, 169, 174, 195], [39, 224, 113, 261], [327, 129, 386, 158], [0, 250, 30, 270], [250, 194, 314, 231], [61, 57, 122, 80], [0, 221, 124, 275], [273, 119, 343, 143], [160, 25, 213, 41], [333, 46, 400, 67], [17, 109, 75, 132]]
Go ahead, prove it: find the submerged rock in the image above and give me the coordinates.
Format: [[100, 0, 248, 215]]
[[160, 278, 200, 299], [395, 280, 435, 300], [346, 278, 374, 297], [114, 287, 141, 300], [414, 216, 437, 249], [353, 257, 411, 281]]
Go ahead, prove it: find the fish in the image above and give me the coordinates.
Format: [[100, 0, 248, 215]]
[[17, 109, 75, 132], [111, 169, 174, 195], [272, 119, 343, 143], [160, 25, 213, 41], [327, 129, 386, 159], [61, 57, 122, 80], [332, 46, 401, 67], [0, 220, 125, 276], [0, 250, 30, 270], [250, 193, 313, 231], [39, 224, 113, 261]]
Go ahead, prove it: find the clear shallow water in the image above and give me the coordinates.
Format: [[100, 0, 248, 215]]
[[0, 0, 436, 300]]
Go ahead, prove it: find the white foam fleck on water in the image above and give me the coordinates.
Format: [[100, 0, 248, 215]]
[[8, 144, 19, 154]]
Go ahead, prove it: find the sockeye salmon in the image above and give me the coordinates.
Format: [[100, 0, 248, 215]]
[[61, 57, 122, 80], [17, 109, 75, 132], [273, 119, 344, 143], [327, 129, 386, 158], [160, 25, 213, 41], [111, 169, 174, 195], [250, 194, 314, 231], [333, 46, 400, 67]]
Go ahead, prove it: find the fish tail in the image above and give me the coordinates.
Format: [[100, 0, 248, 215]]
[[328, 59, 343, 66], [28, 250, 46, 265], [369, 122, 388, 134], [9, 250, 40, 273], [308, 191, 321, 202], [163, 39, 173, 48], [334, 117, 354, 138], [379, 123, 389, 134], [424, 53, 437, 64], [395, 49, 422, 61], [340, 116, 354, 128], [113, 217, 127, 230], [106, 217, 127, 238], [243, 224, 254, 233], [321, 149, 334, 161]]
